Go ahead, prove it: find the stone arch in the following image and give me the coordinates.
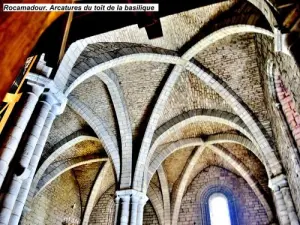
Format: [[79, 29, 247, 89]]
[[142, 109, 265, 191], [184, 61, 282, 174], [34, 156, 107, 197], [148, 109, 258, 163], [205, 133, 259, 156], [182, 25, 273, 60], [68, 95, 120, 180], [266, 59, 300, 176], [82, 162, 112, 225], [157, 166, 171, 225], [273, 69, 300, 148], [147, 134, 262, 185], [95, 70, 132, 188], [65, 53, 182, 96], [31, 132, 99, 196], [52, 23, 281, 192], [62, 26, 274, 95], [246, 0, 278, 28], [208, 145, 273, 220], [198, 184, 239, 225], [170, 143, 273, 225], [171, 146, 206, 225], [134, 55, 282, 192], [147, 183, 164, 225]]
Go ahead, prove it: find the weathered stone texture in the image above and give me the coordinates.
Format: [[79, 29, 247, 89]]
[[21, 171, 81, 225], [71, 76, 118, 138], [194, 33, 273, 138], [220, 143, 270, 193], [89, 186, 115, 225], [162, 121, 235, 144], [72, 162, 102, 212], [274, 75, 300, 147], [94, 164, 116, 204], [163, 147, 194, 190], [47, 108, 86, 144], [159, 71, 232, 127], [54, 139, 103, 162], [178, 166, 269, 225], [113, 61, 170, 137], [143, 202, 160, 225], [82, 1, 236, 52], [255, 33, 300, 218], [12, 2, 300, 224], [42, 105, 88, 159]]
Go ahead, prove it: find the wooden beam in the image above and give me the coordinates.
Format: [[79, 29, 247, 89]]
[[0, 0, 72, 102]]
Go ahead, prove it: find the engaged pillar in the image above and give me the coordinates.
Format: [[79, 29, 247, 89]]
[[0, 92, 57, 225], [269, 174, 300, 225], [0, 82, 44, 188], [9, 104, 61, 225]]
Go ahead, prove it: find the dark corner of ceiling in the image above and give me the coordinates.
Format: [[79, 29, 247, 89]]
[[30, 0, 229, 69]]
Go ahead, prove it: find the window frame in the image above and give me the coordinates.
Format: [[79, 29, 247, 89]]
[[200, 186, 238, 225], [208, 193, 232, 225]]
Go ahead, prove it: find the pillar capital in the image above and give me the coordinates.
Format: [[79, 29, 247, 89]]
[[26, 81, 44, 97], [35, 53, 52, 77], [26, 72, 67, 115], [115, 189, 148, 225], [269, 174, 288, 191], [131, 195, 140, 204], [115, 189, 148, 201], [273, 27, 291, 56], [40, 92, 58, 107]]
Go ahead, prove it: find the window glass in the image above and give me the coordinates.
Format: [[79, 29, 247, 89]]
[[208, 193, 231, 225]]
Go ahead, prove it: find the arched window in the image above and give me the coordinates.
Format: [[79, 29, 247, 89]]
[[199, 186, 238, 225], [208, 193, 232, 225]]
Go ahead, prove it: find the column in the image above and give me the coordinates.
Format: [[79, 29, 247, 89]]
[[281, 187, 300, 225], [136, 195, 148, 225], [0, 93, 57, 225], [120, 196, 130, 225], [0, 82, 44, 188], [269, 174, 300, 225], [130, 195, 139, 225], [273, 188, 290, 225], [285, 32, 300, 67], [115, 190, 148, 225], [9, 105, 59, 225], [114, 196, 120, 225]]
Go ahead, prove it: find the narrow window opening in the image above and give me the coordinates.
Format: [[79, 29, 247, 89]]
[[208, 193, 232, 225]]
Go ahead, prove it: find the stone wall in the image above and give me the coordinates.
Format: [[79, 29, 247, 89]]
[[178, 166, 269, 225], [274, 75, 300, 147], [255, 34, 300, 111], [194, 33, 272, 138], [89, 186, 160, 225], [255, 34, 300, 217], [89, 186, 115, 225], [21, 171, 81, 225], [143, 202, 160, 225]]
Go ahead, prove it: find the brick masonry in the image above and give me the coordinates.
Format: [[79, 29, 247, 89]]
[[21, 171, 81, 225], [143, 202, 160, 225], [255, 33, 300, 218], [274, 75, 300, 147], [89, 186, 115, 225], [178, 166, 269, 225], [11, 0, 300, 224], [194, 33, 273, 138], [89, 185, 160, 225]]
